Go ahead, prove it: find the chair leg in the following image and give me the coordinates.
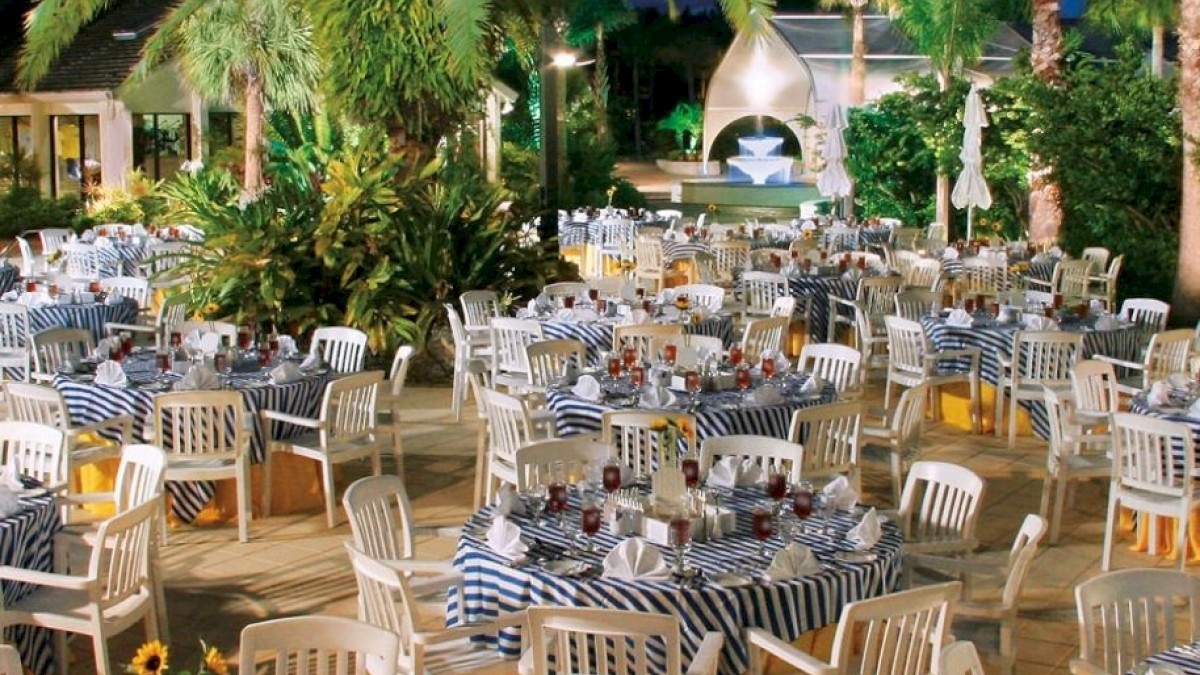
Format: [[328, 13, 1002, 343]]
[[890, 451, 904, 509], [391, 404, 405, 479], [1007, 390, 1019, 450], [883, 377, 894, 411], [237, 462, 251, 543], [92, 633, 110, 675], [969, 375, 981, 435], [1038, 474, 1053, 524], [1000, 620, 1014, 675], [261, 447, 274, 519], [322, 461, 339, 528], [1101, 491, 1119, 571], [473, 427, 488, 511], [993, 382, 1005, 438], [1051, 474, 1068, 545], [1176, 510, 1189, 571], [451, 364, 465, 422], [55, 629, 69, 675], [151, 545, 170, 644]]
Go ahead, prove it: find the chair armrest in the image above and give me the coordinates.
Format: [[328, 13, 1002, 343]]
[[259, 409, 323, 429], [105, 322, 155, 335], [74, 414, 134, 442], [746, 627, 836, 675], [906, 553, 1006, 578], [414, 611, 526, 646], [56, 491, 116, 507], [1092, 354, 1143, 371], [685, 632, 725, 675], [0, 565, 90, 590], [929, 348, 981, 369], [382, 559, 459, 576]]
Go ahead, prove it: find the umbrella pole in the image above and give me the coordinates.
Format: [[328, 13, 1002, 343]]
[[966, 206, 974, 242]]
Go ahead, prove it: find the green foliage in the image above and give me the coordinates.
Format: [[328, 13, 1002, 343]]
[[655, 102, 704, 158], [0, 187, 88, 239], [87, 170, 166, 225], [0, 152, 41, 191], [1017, 41, 1180, 302], [845, 74, 1030, 238], [885, 0, 999, 81], [164, 113, 560, 352]]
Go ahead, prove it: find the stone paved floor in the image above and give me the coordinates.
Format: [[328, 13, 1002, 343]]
[[69, 382, 1180, 674]]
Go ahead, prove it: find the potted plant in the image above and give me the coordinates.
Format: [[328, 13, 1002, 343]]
[[655, 103, 721, 176]]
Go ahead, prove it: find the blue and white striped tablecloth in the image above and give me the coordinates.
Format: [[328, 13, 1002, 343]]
[[95, 242, 151, 277], [0, 492, 60, 675], [24, 298, 139, 342], [859, 228, 891, 249], [921, 316, 1140, 439], [0, 266, 17, 295], [1135, 642, 1200, 673], [449, 488, 902, 674], [941, 257, 1056, 284], [542, 316, 736, 366], [52, 358, 330, 522], [547, 383, 837, 441], [787, 275, 858, 343]]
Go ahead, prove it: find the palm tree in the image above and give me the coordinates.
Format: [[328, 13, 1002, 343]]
[[882, 0, 997, 231], [566, 0, 636, 141], [19, 0, 320, 195], [1175, 0, 1200, 323], [1087, 0, 1177, 77], [1029, 0, 1064, 241], [820, 0, 870, 105]]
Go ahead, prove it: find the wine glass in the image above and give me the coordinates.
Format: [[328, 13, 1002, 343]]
[[680, 452, 700, 489], [761, 357, 776, 382], [588, 288, 599, 304], [736, 366, 752, 407], [622, 347, 638, 372], [684, 370, 701, 407], [764, 468, 787, 509], [729, 345, 744, 368], [668, 511, 695, 578], [602, 458, 623, 493], [792, 481, 814, 533], [607, 355, 622, 382], [751, 502, 774, 561], [580, 497, 602, 553], [521, 483, 547, 526], [663, 344, 677, 367], [630, 366, 646, 388]]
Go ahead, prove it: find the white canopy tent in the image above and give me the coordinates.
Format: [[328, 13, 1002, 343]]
[[701, 15, 1030, 172]]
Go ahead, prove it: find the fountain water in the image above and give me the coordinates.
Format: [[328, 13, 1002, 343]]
[[725, 135, 794, 185]]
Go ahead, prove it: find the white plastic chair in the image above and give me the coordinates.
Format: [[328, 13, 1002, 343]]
[[445, 304, 491, 421], [1119, 297, 1171, 338], [0, 303, 31, 382], [156, 389, 252, 542], [0, 420, 67, 491], [239, 614, 401, 675], [905, 257, 944, 290], [995, 331, 1082, 450], [740, 271, 788, 322], [740, 315, 789, 363], [787, 400, 863, 492], [61, 242, 104, 279], [1081, 246, 1110, 273], [884, 315, 981, 433], [797, 343, 862, 399], [31, 327, 94, 383], [14, 236, 40, 278], [379, 344, 415, 469], [262, 371, 385, 529], [479, 386, 542, 503], [342, 474, 463, 600], [311, 326, 368, 374], [911, 514, 1047, 675], [526, 339, 586, 392], [459, 289, 502, 341], [647, 334, 725, 362], [0, 644, 22, 675], [98, 276, 151, 311], [6, 381, 129, 476], [699, 435, 805, 483], [1088, 255, 1124, 311], [0, 499, 160, 675], [672, 284, 726, 313], [862, 382, 929, 507], [958, 257, 1008, 299], [490, 317, 544, 392], [601, 411, 698, 480], [710, 240, 750, 288], [1073, 569, 1200, 674], [897, 460, 986, 557], [894, 289, 942, 321], [543, 282, 589, 302], [36, 229, 71, 257], [613, 323, 683, 364], [747, 581, 961, 675], [171, 319, 238, 344], [1040, 388, 1111, 544], [526, 606, 723, 675], [1102, 412, 1200, 572], [1095, 328, 1192, 396], [633, 236, 668, 294], [515, 438, 615, 491], [106, 291, 189, 352], [346, 544, 524, 675]]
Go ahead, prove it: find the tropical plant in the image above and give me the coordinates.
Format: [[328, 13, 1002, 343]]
[[20, 0, 322, 196], [0, 151, 40, 190], [656, 102, 704, 159], [0, 187, 88, 240], [565, 0, 636, 141], [1087, 0, 1176, 77], [87, 170, 165, 225], [1176, 0, 1200, 323]]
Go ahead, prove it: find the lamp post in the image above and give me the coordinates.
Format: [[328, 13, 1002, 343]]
[[538, 18, 571, 255]]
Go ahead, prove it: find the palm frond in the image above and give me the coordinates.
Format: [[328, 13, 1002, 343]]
[[126, 0, 211, 89], [18, 0, 115, 89], [439, 0, 493, 84], [718, 0, 775, 35]]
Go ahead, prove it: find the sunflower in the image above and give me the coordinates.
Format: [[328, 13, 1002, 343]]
[[649, 418, 669, 432], [202, 644, 229, 675], [202, 301, 221, 317], [677, 419, 696, 440], [131, 640, 169, 675]]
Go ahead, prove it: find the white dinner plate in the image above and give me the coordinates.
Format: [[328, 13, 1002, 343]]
[[544, 560, 590, 577], [711, 572, 754, 588]]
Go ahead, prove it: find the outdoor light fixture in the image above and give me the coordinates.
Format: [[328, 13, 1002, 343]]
[[551, 51, 578, 68]]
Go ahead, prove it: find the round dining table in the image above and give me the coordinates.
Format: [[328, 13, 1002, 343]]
[[18, 296, 140, 343], [547, 375, 838, 441], [1124, 396, 1200, 563], [0, 264, 18, 296], [0, 490, 61, 675], [449, 487, 903, 674], [51, 352, 332, 523], [922, 313, 1140, 439], [540, 313, 736, 366], [1133, 641, 1200, 673], [787, 272, 861, 343]]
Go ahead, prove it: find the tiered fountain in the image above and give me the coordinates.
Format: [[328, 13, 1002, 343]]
[[725, 135, 794, 185]]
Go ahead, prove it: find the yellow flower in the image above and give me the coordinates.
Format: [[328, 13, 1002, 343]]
[[202, 302, 220, 316], [677, 419, 695, 440], [706, 203, 718, 213], [131, 641, 169, 675], [203, 645, 229, 675], [649, 418, 669, 433]]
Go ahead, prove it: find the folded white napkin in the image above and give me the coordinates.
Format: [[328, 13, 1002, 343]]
[[573, 308, 599, 323], [1147, 381, 1172, 408], [945, 308, 974, 328], [19, 292, 52, 308], [80, 230, 96, 243], [822, 475, 859, 512], [1, 463, 23, 492], [765, 542, 822, 581], [93, 360, 127, 387], [183, 329, 204, 354], [752, 385, 783, 406], [800, 220, 817, 231], [0, 486, 20, 518], [640, 385, 676, 408], [848, 508, 882, 550], [1089, 299, 1105, 313], [524, 299, 538, 317], [705, 456, 764, 488], [602, 538, 671, 580], [494, 484, 527, 517], [269, 361, 304, 385], [1024, 315, 1059, 331], [943, 247, 959, 260], [658, 289, 676, 304], [77, 291, 95, 304], [486, 516, 529, 560], [841, 268, 864, 282], [200, 332, 222, 355], [173, 364, 220, 391], [94, 337, 120, 359], [1049, 246, 1063, 257], [300, 349, 322, 370], [799, 375, 824, 395], [573, 374, 602, 401], [94, 236, 113, 249], [277, 335, 298, 357], [104, 292, 125, 306], [553, 308, 575, 322], [0, 290, 16, 302], [1095, 314, 1121, 331]]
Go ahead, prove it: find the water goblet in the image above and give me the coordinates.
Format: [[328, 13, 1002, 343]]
[[751, 502, 774, 562], [663, 344, 677, 366], [602, 458, 623, 493], [580, 497, 603, 553], [680, 452, 700, 489], [736, 366, 752, 407], [761, 357, 776, 382], [668, 511, 695, 578], [791, 481, 814, 532], [729, 345, 744, 368], [684, 370, 701, 406]]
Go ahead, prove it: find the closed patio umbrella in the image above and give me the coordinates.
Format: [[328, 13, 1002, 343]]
[[951, 84, 993, 241], [817, 105, 852, 215]]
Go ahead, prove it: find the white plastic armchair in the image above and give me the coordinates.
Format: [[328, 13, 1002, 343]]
[[699, 435, 805, 484], [525, 606, 723, 675], [747, 581, 961, 675], [311, 325, 368, 373], [239, 614, 401, 675], [896, 461, 985, 557], [31, 327, 94, 383], [6, 381, 130, 472], [515, 438, 614, 492], [1094, 328, 1192, 396]]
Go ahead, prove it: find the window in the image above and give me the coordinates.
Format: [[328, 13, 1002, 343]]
[[133, 113, 190, 180], [51, 114, 100, 197], [0, 116, 32, 189], [208, 112, 240, 151]]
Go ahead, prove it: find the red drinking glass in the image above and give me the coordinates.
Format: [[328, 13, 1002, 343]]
[[237, 330, 252, 351], [765, 472, 787, 501], [156, 352, 171, 373], [88, 280, 101, 293], [121, 335, 134, 356], [622, 347, 637, 369], [681, 458, 700, 488], [170, 332, 183, 348], [642, 299, 653, 313], [856, 257, 866, 269], [792, 488, 814, 520], [964, 297, 976, 314], [669, 515, 692, 546], [752, 508, 774, 541], [761, 358, 776, 380], [684, 371, 701, 395], [630, 366, 645, 388], [1053, 292, 1064, 309], [564, 295, 575, 309], [47, 284, 58, 298], [729, 345, 743, 367], [213, 353, 227, 372], [1043, 305, 1056, 319], [24, 281, 36, 293], [258, 345, 272, 367], [975, 293, 986, 310], [607, 357, 622, 379], [636, 288, 645, 299], [664, 344, 677, 365], [581, 505, 602, 536], [596, 298, 607, 312], [547, 483, 568, 514], [588, 288, 599, 302], [838, 260, 848, 273], [603, 463, 622, 492], [1077, 302, 1089, 319], [268, 336, 280, 353], [989, 302, 1001, 318]]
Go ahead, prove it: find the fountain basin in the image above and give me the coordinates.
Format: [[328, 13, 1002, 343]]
[[738, 136, 785, 157], [726, 156, 794, 185]]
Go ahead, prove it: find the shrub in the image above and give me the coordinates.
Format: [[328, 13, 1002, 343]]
[[0, 187, 89, 239]]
